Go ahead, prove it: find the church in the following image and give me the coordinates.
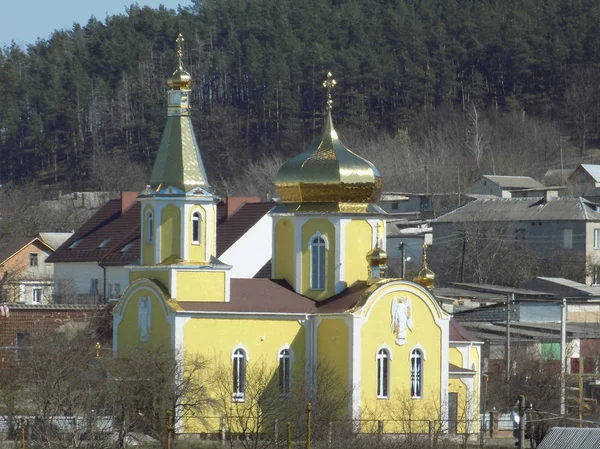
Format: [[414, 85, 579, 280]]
[[113, 35, 481, 436]]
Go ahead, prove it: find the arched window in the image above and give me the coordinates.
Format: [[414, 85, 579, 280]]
[[192, 211, 201, 244], [410, 349, 423, 398], [145, 211, 153, 244], [376, 348, 390, 398], [233, 348, 247, 401], [279, 349, 292, 395], [310, 236, 326, 290]]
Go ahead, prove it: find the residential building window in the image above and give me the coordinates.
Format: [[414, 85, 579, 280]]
[[90, 279, 99, 296], [192, 212, 201, 244], [410, 349, 423, 398], [29, 253, 38, 267], [146, 211, 154, 244], [515, 229, 526, 249], [278, 349, 292, 395], [16, 332, 30, 348], [109, 283, 121, 298], [391, 202, 399, 210], [32, 288, 42, 304], [563, 228, 573, 249], [376, 348, 390, 398], [310, 236, 326, 290], [233, 348, 247, 401], [595, 229, 600, 249], [98, 238, 110, 248], [593, 266, 600, 286]]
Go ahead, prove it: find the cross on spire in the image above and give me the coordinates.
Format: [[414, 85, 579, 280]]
[[322, 72, 336, 111], [176, 33, 185, 59]]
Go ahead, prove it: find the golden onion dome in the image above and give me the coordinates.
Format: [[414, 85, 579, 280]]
[[366, 246, 388, 266], [167, 34, 192, 90], [274, 73, 382, 213], [413, 243, 435, 289]]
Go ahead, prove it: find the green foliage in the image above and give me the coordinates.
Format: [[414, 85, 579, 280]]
[[1, 0, 600, 190]]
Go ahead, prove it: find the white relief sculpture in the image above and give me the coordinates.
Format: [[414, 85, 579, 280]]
[[138, 296, 152, 343], [391, 296, 413, 346]]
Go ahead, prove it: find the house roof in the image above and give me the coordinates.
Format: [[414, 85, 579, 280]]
[[481, 175, 546, 190], [542, 168, 575, 186], [520, 277, 600, 298], [538, 427, 600, 449], [48, 197, 275, 266], [0, 237, 37, 265], [434, 197, 600, 223], [38, 233, 73, 251], [448, 363, 476, 374], [449, 318, 481, 342], [577, 164, 600, 183]]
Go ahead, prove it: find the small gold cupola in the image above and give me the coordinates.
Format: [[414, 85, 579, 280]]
[[274, 72, 382, 213], [414, 242, 435, 289], [146, 34, 212, 195], [366, 239, 388, 285]]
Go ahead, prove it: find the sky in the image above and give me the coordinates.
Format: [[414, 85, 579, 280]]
[[1, 0, 192, 49]]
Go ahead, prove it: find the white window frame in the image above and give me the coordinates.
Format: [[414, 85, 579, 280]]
[[410, 349, 423, 399], [192, 211, 201, 245], [278, 347, 293, 395], [232, 347, 247, 402], [310, 234, 328, 290], [376, 348, 391, 399], [32, 287, 42, 304], [145, 210, 154, 244], [595, 229, 600, 249]]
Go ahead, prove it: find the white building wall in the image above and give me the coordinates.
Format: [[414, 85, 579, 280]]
[[53, 262, 105, 299], [220, 214, 273, 278], [105, 266, 130, 301]]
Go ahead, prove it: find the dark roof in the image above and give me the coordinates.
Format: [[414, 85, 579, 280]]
[[448, 363, 476, 374], [177, 278, 317, 313], [216, 202, 275, 256], [47, 199, 140, 265], [0, 237, 38, 265], [482, 175, 546, 190], [449, 318, 481, 342], [254, 260, 272, 279], [316, 281, 369, 313], [48, 197, 274, 265]]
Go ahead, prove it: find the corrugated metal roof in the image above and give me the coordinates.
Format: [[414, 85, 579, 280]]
[[580, 164, 600, 183], [38, 233, 73, 251], [538, 427, 600, 449], [483, 175, 546, 190], [434, 197, 600, 223], [542, 168, 575, 186]]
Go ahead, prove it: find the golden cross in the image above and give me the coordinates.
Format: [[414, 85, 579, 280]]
[[95, 342, 101, 358], [176, 33, 185, 58], [422, 242, 428, 266], [322, 72, 336, 110]]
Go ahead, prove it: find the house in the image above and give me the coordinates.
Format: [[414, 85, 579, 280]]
[[431, 194, 600, 285], [0, 233, 72, 305], [47, 193, 274, 303], [112, 47, 482, 436], [469, 175, 550, 198], [568, 164, 600, 199]]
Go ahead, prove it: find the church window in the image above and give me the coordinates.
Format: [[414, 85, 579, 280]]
[[410, 349, 423, 398], [310, 236, 326, 290], [192, 211, 201, 244], [233, 348, 247, 401], [376, 348, 390, 398], [279, 349, 292, 395], [146, 211, 154, 244]]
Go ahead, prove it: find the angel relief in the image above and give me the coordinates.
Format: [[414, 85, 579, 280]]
[[391, 296, 413, 346], [138, 296, 152, 343]]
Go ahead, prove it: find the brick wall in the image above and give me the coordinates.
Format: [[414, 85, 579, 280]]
[[0, 304, 113, 365]]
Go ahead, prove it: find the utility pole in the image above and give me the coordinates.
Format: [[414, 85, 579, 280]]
[[506, 295, 512, 385], [517, 395, 525, 449], [459, 231, 468, 282], [560, 298, 567, 416], [400, 242, 406, 279], [579, 357, 585, 427]]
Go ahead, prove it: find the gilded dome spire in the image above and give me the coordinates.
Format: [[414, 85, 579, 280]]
[[145, 34, 212, 195], [274, 72, 382, 213], [414, 242, 435, 289]]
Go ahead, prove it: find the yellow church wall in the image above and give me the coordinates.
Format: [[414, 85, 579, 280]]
[[449, 346, 463, 368], [188, 205, 207, 262], [177, 271, 226, 301], [181, 317, 306, 433], [142, 204, 155, 265], [274, 219, 294, 284], [116, 287, 171, 356], [448, 378, 478, 434], [160, 203, 181, 262], [301, 219, 336, 301], [317, 318, 349, 402], [359, 286, 443, 432], [344, 220, 372, 285], [130, 270, 170, 292]]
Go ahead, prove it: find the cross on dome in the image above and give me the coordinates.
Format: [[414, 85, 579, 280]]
[[323, 72, 337, 111], [176, 33, 185, 58]]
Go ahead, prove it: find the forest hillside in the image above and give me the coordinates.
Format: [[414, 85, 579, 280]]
[[1, 0, 600, 200]]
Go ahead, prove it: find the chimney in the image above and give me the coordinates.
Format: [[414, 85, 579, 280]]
[[501, 190, 512, 198], [544, 190, 559, 201], [225, 196, 261, 218], [120, 191, 138, 214]]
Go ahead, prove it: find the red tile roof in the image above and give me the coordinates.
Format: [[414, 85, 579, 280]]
[[448, 363, 476, 374], [47, 196, 274, 266]]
